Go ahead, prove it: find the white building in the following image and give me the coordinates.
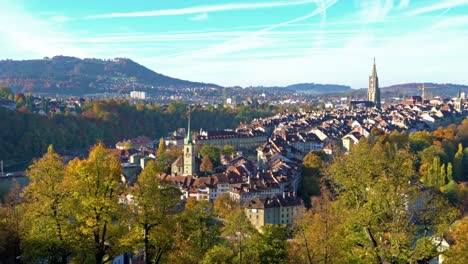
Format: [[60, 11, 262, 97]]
[[130, 91, 146, 100]]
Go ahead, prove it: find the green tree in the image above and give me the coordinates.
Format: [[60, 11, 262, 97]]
[[201, 244, 234, 264], [300, 151, 323, 205], [200, 144, 221, 166], [66, 143, 127, 263], [255, 225, 288, 264], [157, 137, 166, 157], [21, 145, 73, 263], [222, 209, 257, 264], [222, 145, 236, 156], [453, 143, 464, 182], [328, 140, 459, 263], [168, 201, 220, 263], [128, 161, 180, 264], [0, 86, 13, 99]]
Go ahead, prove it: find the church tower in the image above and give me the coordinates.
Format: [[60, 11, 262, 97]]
[[183, 107, 196, 176], [368, 58, 381, 109], [455, 88, 463, 112]]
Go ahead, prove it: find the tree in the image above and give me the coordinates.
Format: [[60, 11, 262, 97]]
[[222, 209, 257, 264], [0, 86, 13, 100], [128, 161, 180, 264], [200, 145, 221, 167], [453, 143, 464, 182], [0, 182, 23, 263], [289, 188, 344, 264], [168, 201, 220, 263], [201, 244, 234, 264], [21, 145, 73, 264], [222, 145, 236, 157], [214, 193, 239, 218], [200, 155, 214, 174], [65, 143, 127, 263], [157, 137, 166, 157], [14, 93, 25, 105], [327, 140, 459, 263], [255, 225, 288, 264], [445, 219, 468, 263], [300, 152, 323, 205]]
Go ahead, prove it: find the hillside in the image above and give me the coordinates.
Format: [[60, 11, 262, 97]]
[[381, 83, 468, 97], [258, 83, 352, 94], [0, 56, 221, 95]]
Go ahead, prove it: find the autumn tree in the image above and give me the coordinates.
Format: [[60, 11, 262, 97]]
[[444, 218, 468, 263], [128, 161, 181, 264], [21, 145, 73, 263], [200, 155, 214, 174], [328, 140, 459, 263], [168, 201, 220, 263], [213, 193, 240, 218], [222, 209, 257, 264], [66, 143, 127, 264], [289, 188, 344, 263]]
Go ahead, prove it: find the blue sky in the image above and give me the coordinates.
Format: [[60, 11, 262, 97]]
[[0, 0, 467, 88]]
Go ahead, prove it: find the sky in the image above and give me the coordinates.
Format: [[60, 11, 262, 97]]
[[0, 0, 467, 88]]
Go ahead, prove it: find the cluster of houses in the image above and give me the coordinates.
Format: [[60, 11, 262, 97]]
[[111, 94, 467, 231]]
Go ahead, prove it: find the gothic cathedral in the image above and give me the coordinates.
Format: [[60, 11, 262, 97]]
[[368, 58, 381, 109]]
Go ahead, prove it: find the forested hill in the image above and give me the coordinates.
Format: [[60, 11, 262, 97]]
[[260, 83, 352, 94], [0, 101, 275, 165], [0, 56, 221, 95]]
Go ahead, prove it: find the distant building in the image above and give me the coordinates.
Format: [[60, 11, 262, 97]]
[[196, 129, 267, 151], [130, 91, 146, 100], [368, 58, 381, 109], [244, 193, 303, 231], [403, 96, 423, 105]]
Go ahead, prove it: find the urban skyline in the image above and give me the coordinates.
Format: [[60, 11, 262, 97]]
[[0, 0, 467, 88]]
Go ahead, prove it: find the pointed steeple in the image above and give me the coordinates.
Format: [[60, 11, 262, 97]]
[[458, 87, 462, 100], [372, 57, 377, 76], [186, 106, 192, 144]]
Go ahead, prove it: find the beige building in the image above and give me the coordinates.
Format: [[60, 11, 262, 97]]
[[244, 193, 303, 231]]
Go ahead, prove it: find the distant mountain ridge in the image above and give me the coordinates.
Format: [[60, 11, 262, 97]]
[[0, 56, 221, 95]]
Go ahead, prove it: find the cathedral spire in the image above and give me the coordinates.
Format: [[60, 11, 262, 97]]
[[372, 57, 377, 76], [186, 105, 192, 144]]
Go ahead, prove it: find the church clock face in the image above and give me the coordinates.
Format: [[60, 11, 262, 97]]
[[185, 152, 191, 158]]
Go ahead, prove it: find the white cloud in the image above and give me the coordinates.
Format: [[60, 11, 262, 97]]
[[190, 12, 208, 21], [168, 0, 337, 59], [0, 0, 87, 58], [406, 0, 468, 16], [398, 0, 410, 9], [49, 15, 69, 23], [87, 0, 315, 19], [358, 0, 395, 22]]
